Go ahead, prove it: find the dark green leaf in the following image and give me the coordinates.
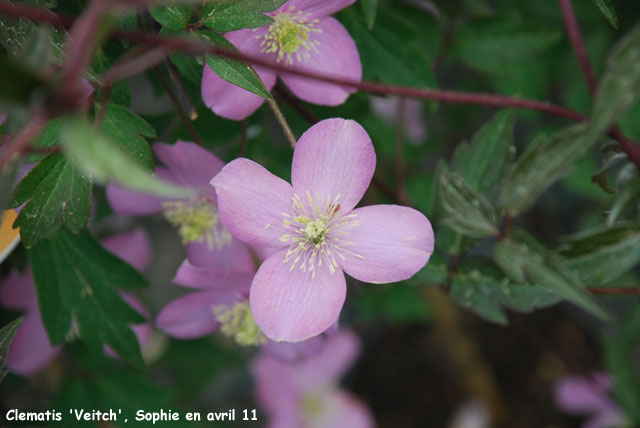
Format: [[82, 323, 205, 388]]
[[98, 104, 155, 170], [11, 153, 91, 248], [0, 56, 49, 105], [361, 0, 378, 29], [438, 171, 499, 238], [199, 30, 272, 99], [494, 230, 608, 320], [593, 0, 619, 30], [201, 0, 285, 32], [28, 229, 147, 366], [607, 174, 640, 226], [60, 116, 191, 199], [450, 259, 561, 325], [150, 4, 192, 30], [559, 224, 640, 285], [452, 109, 515, 197], [0, 318, 23, 382], [410, 251, 449, 285]]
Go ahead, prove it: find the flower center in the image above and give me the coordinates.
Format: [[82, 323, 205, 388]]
[[163, 198, 232, 249], [278, 192, 362, 278], [260, 7, 321, 64], [301, 392, 327, 421], [213, 300, 266, 346]]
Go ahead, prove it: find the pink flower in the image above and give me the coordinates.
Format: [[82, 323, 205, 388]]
[[202, 0, 362, 120], [554, 373, 626, 428], [212, 118, 434, 342], [253, 330, 374, 428], [0, 229, 152, 375]]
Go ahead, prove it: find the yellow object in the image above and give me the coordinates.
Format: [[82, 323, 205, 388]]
[[0, 210, 20, 264]]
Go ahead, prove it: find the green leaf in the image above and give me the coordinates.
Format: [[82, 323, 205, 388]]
[[559, 224, 640, 285], [150, 4, 192, 30], [450, 259, 560, 325], [198, 30, 272, 99], [410, 251, 449, 285], [494, 230, 608, 321], [60, 116, 192, 199], [361, 0, 378, 29], [438, 171, 499, 238], [499, 123, 601, 216], [452, 15, 560, 73], [589, 25, 640, 136], [452, 109, 515, 197], [0, 55, 49, 105], [98, 104, 155, 170], [607, 174, 640, 226], [0, 318, 23, 382], [593, 0, 619, 30], [201, 0, 285, 32], [342, 8, 437, 89], [10, 153, 91, 248], [28, 229, 147, 366]]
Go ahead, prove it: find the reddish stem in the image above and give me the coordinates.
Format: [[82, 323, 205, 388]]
[[587, 287, 640, 295], [558, 0, 597, 95]]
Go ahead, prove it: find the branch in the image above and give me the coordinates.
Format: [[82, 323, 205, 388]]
[[587, 287, 640, 295], [558, 0, 597, 95]]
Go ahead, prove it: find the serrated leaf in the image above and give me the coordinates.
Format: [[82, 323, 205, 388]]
[[0, 318, 23, 382], [201, 0, 285, 32], [499, 123, 601, 216], [342, 8, 437, 89], [438, 171, 499, 238], [450, 259, 561, 325], [10, 153, 91, 248], [198, 30, 272, 100], [606, 174, 640, 226], [28, 229, 146, 366], [361, 0, 378, 29], [559, 224, 640, 284], [150, 4, 192, 30], [453, 15, 560, 73], [593, 0, 619, 30], [452, 109, 515, 196], [494, 230, 608, 321], [98, 104, 155, 170], [60, 116, 192, 199], [589, 25, 640, 136]]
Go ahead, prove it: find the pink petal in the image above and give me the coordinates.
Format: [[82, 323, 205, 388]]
[[252, 355, 301, 427], [202, 29, 276, 121], [291, 118, 375, 214], [211, 158, 293, 247], [263, 335, 325, 363], [105, 167, 176, 216], [340, 205, 434, 284], [554, 375, 615, 414], [279, 17, 361, 106], [153, 141, 223, 192], [186, 236, 254, 271], [156, 290, 235, 339], [101, 228, 152, 272], [311, 390, 375, 428], [281, 0, 357, 18], [250, 250, 346, 342], [0, 270, 37, 310], [8, 312, 61, 376], [173, 259, 253, 293]]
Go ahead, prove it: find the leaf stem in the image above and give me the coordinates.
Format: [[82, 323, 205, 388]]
[[267, 98, 297, 149]]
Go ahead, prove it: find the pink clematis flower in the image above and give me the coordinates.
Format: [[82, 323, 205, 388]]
[[253, 330, 374, 428], [202, 0, 362, 120], [0, 229, 152, 375], [212, 118, 434, 342], [554, 373, 626, 428]]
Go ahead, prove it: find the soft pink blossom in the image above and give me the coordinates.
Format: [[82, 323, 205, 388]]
[[212, 118, 434, 342], [253, 330, 374, 428], [202, 0, 362, 120], [554, 373, 626, 428], [0, 229, 152, 375]]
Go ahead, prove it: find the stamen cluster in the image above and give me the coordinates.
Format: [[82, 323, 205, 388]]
[[260, 6, 321, 64]]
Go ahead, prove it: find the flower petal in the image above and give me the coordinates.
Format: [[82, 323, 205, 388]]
[[101, 228, 152, 272], [186, 236, 254, 271], [202, 29, 276, 121], [0, 270, 36, 310], [8, 312, 61, 376], [281, 0, 357, 18], [313, 390, 375, 428], [212, 158, 293, 247], [153, 140, 224, 192], [250, 249, 346, 342], [554, 375, 614, 414], [173, 259, 253, 292], [339, 205, 434, 283], [291, 119, 375, 213], [156, 290, 234, 339], [279, 17, 361, 106]]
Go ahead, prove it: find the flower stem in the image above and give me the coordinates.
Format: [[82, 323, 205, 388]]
[[267, 98, 297, 149]]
